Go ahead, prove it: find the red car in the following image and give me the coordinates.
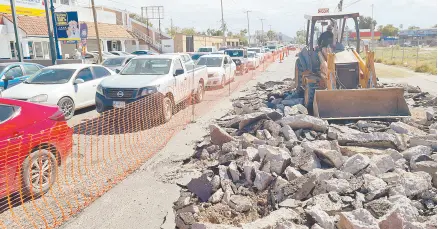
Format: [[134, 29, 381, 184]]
[[0, 98, 72, 198]]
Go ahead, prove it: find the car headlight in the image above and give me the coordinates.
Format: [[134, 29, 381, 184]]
[[140, 87, 158, 97], [29, 94, 48, 103], [96, 84, 104, 95]]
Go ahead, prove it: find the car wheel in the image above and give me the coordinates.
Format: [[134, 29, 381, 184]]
[[161, 97, 173, 123], [22, 148, 57, 198], [57, 97, 75, 120], [195, 82, 205, 103]]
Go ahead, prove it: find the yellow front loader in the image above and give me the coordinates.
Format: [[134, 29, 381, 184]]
[[295, 12, 410, 120]]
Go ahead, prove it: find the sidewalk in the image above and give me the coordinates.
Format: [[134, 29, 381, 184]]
[[61, 55, 296, 229]]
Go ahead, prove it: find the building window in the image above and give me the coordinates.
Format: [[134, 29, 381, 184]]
[[60, 0, 69, 5]]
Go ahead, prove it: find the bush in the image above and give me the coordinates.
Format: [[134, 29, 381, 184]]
[[415, 64, 431, 73], [375, 58, 383, 63]]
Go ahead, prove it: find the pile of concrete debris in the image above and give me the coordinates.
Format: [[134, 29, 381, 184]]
[[173, 79, 437, 229]]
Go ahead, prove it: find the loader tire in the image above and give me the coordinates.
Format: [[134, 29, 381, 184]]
[[294, 59, 303, 91], [304, 82, 317, 114]]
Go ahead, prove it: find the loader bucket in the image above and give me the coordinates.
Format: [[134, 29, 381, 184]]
[[313, 88, 410, 120]]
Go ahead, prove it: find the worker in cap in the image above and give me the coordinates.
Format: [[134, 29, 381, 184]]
[[318, 24, 334, 48]]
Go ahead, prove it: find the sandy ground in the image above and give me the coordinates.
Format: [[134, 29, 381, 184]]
[[60, 55, 296, 229]]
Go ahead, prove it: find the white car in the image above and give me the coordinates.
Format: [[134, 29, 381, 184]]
[[2, 64, 115, 119], [247, 51, 260, 69], [248, 47, 265, 63], [167, 53, 195, 66], [196, 54, 236, 88]]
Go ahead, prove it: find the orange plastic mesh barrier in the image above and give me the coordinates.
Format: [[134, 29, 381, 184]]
[[0, 52, 285, 228]]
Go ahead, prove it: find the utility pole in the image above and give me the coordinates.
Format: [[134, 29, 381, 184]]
[[269, 25, 272, 40], [170, 18, 174, 38], [371, 4, 375, 51], [260, 18, 265, 46], [220, 0, 226, 46], [245, 10, 251, 46], [9, 0, 22, 61], [50, 0, 61, 59], [158, 7, 162, 53], [338, 0, 343, 11], [91, 0, 103, 63], [43, 0, 56, 64]]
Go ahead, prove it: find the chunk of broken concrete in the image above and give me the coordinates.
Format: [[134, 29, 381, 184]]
[[284, 166, 303, 181], [284, 104, 308, 116], [243, 161, 256, 184], [238, 112, 269, 130], [241, 208, 300, 229], [208, 189, 224, 204], [306, 204, 335, 229], [337, 209, 379, 229], [281, 114, 329, 132], [371, 154, 395, 173], [228, 161, 240, 182], [341, 153, 370, 175], [390, 121, 427, 136], [401, 145, 432, 160], [307, 192, 342, 215], [280, 125, 298, 142], [363, 174, 388, 201], [209, 124, 237, 145], [400, 171, 431, 196], [264, 120, 282, 137], [410, 134, 437, 151], [228, 195, 252, 212], [254, 170, 273, 191], [337, 132, 400, 150], [314, 149, 344, 168], [187, 176, 214, 202]]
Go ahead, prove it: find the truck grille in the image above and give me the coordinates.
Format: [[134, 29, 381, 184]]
[[105, 88, 138, 99]]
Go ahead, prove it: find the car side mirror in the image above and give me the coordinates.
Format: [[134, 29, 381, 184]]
[[115, 69, 121, 73], [174, 69, 184, 76], [74, 78, 85, 84], [4, 74, 14, 81], [244, 55, 248, 58]]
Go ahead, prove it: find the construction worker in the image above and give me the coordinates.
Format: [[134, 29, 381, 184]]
[[318, 25, 334, 48]]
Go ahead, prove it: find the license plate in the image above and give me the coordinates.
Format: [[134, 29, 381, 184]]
[[113, 101, 125, 108]]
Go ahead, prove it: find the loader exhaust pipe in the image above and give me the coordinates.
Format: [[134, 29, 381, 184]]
[[313, 88, 411, 120]]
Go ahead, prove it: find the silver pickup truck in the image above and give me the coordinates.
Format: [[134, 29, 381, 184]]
[[95, 55, 207, 123]]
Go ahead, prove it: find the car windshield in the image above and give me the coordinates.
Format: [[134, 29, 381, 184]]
[[103, 58, 125, 66], [198, 48, 212, 52], [268, 46, 276, 50], [196, 57, 222, 67], [120, 59, 171, 75], [248, 53, 256, 58], [248, 49, 260, 53], [191, 54, 205, 60], [26, 68, 75, 84], [0, 66, 5, 73], [225, 50, 243, 57]]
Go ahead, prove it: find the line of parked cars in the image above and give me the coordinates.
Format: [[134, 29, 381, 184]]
[[0, 45, 272, 199]]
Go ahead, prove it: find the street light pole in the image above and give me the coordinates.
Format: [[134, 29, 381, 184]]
[[260, 18, 265, 46], [43, 0, 56, 65], [91, 0, 103, 63], [220, 0, 226, 47], [371, 4, 375, 50], [245, 10, 251, 46], [50, 0, 62, 59], [9, 0, 22, 61]]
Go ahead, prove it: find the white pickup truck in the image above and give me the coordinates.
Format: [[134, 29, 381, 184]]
[[95, 55, 207, 123]]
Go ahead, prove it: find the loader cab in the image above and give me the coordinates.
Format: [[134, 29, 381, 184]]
[[304, 12, 361, 54]]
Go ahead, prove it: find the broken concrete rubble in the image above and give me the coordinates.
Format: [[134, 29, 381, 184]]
[[174, 80, 437, 228]]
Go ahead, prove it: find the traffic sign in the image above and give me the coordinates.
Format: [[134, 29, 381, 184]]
[[318, 8, 329, 13]]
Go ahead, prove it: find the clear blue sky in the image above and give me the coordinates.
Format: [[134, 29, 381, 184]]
[[96, 0, 437, 37]]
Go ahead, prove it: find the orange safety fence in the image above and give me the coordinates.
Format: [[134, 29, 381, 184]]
[[0, 51, 289, 228]]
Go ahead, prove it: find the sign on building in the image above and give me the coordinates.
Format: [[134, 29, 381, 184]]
[[318, 8, 329, 13], [55, 12, 80, 42], [0, 0, 45, 16]]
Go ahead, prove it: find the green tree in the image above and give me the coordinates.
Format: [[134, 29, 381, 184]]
[[267, 30, 276, 41], [227, 31, 233, 37], [295, 30, 306, 44], [399, 24, 403, 29], [165, 26, 180, 38], [181, 27, 197, 36], [358, 16, 377, 29], [129, 13, 153, 27], [408, 26, 420, 30], [433, 24, 437, 28], [378, 24, 399, 37]]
